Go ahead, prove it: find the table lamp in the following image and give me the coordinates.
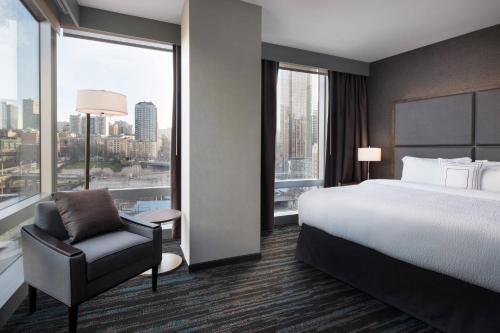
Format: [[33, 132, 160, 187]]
[[76, 89, 127, 189], [358, 147, 381, 180]]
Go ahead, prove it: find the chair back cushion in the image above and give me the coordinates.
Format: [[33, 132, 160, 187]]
[[34, 202, 69, 240], [53, 188, 124, 244]]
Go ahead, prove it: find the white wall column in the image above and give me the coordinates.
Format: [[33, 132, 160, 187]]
[[181, 0, 262, 265]]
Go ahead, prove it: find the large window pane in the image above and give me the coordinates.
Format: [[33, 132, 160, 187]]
[[0, 0, 40, 272], [57, 35, 172, 213], [275, 67, 326, 214]]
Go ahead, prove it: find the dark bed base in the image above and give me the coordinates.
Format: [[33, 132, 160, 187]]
[[296, 223, 500, 333]]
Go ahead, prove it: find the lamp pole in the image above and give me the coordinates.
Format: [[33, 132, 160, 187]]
[[85, 113, 90, 189], [76, 90, 128, 190]]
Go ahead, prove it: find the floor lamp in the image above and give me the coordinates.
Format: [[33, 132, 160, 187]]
[[358, 147, 381, 180], [76, 90, 127, 189]]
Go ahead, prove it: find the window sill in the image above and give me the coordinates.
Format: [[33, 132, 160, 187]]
[[0, 194, 51, 326], [274, 213, 298, 226], [0, 256, 24, 309], [274, 210, 298, 217], [0, 256, 26, 328], [0, 193, 51, 235], [274, 178, 324, 189]]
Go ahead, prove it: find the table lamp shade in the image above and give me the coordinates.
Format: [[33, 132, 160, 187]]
[[358, 147, 381, 162], [76, 89, 127, 116]]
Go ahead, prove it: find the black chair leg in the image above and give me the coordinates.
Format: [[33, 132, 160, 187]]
[[68, 305, 78, 333], [28, 285, 37, 314], [152, 265, 159, 292]]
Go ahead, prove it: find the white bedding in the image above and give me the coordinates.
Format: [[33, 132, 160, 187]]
[[298, 179, 500, 293]]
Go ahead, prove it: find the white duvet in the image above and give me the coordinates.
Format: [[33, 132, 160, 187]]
[[298, 179, 500, 293]]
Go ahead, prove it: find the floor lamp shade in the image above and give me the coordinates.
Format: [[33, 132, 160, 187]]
[[76, 90, 128, 116]]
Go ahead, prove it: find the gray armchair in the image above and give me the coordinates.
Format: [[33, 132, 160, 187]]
[[21, 202, 162, 333]]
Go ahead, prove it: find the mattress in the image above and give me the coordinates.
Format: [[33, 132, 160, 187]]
[[298, 179, 500, 293]]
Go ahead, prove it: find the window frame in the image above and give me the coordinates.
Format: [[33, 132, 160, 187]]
[[0, 0, 53, 284], [55, 31, 173, 212]]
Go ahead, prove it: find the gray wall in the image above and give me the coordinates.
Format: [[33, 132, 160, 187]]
[[181, 0, 261, 265], [262, 43, 369, 76], [73, 6, 181, 44], [368, 24, 500, 179]]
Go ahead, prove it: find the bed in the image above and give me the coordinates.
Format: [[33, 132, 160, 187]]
[[296, 88, 500, 332], [297, 180, 500, 332]]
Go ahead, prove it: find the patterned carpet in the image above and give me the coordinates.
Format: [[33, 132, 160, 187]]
[[2, 225, 438, 333]]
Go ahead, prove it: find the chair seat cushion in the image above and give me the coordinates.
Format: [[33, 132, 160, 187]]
[[73, 230, 152, 281]]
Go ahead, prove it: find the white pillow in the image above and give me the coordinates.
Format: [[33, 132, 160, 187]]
[[401, 156, 472, 185], [440, 161, 483, 190], [479, 164, 500, 192]]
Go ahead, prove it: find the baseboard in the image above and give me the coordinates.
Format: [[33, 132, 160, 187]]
[[188, 253, 261, 272]]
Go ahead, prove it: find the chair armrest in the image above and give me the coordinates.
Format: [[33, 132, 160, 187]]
[[21, 225, 86, 306], [120, 212, 161, 242], [22, 225, 82, 257], [119, 212, 162, 264], [119, 212, 159, 229]]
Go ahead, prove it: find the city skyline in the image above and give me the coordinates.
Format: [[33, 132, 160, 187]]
[[60, 101, 168, 135], [276, 69, 321, 180], [57, 34, 173, 127], [57, 99, 171, 191], [0, 1, 41, 210]]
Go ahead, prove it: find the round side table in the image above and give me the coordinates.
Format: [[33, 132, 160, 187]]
[[135, 208, 183, 276]]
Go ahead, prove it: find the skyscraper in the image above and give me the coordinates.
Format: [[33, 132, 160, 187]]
[[22, 99, 40, 130], [109, 123, 119, 136], [1, 103, 19, 130], [114, 120, 133, 135], [69, 114, 82, 135], [135, 102, 157, 142], [90, 115, 109, 136], [57, 121, 70, 133], [0, 101, 8, 130], [0, 101, 19, 130]]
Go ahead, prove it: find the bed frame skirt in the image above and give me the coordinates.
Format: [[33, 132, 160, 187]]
[[296, 223, 500, 333]]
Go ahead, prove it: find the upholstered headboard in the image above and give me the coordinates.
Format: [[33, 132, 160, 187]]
[[393, 88, 500, 178]]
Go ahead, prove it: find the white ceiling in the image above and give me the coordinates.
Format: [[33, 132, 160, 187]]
[[77, 0, 500, 62]]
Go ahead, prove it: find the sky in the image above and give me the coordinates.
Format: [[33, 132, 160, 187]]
[[0, 0, 39, 108], [57, 34, 173, 130]]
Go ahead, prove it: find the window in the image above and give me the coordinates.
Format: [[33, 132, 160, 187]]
[[57, 34, 173, 215], [275, 65, 327, 215], [0, 0, 40, 273]]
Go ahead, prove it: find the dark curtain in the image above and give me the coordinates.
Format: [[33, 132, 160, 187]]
[[171, 44, 182, 239], [324, 71, 368, 187], [261, 60, 279, 232]]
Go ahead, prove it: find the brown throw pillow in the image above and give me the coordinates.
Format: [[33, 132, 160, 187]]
[[53, 188, 123, 244]]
